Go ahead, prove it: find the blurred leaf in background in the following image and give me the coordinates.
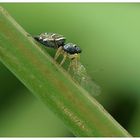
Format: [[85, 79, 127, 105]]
[[0, 3, 140, 136], [0, 63, 72, 137]]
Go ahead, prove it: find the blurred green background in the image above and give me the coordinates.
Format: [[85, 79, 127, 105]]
[[0, 3, 140, 137]]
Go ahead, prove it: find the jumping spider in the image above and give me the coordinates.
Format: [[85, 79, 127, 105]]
[[34, 32, 82, 71]]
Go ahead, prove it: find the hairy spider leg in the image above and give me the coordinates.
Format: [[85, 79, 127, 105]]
[[54, 46, 67, 66], [54, 46, 63, 60], [60, 52, 67, 66], [68, 53, 80, 72]]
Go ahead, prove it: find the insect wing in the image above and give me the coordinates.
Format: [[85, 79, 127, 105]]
[[73, 62, 101, 96], [81, 75, 101, 96]]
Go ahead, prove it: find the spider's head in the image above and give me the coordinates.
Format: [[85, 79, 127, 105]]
[[63, 43, 82, 54], [73, 44, 82, 54]]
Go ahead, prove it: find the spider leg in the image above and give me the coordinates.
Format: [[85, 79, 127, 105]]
[[54, 46, 63, 60], [67, 53, 79, 75], [75, 57, 78, 69], [68, 61, 72, 72], [75, 54, 80, 70], [69, 54, 79, 70], [72, 59, 78, 76], [60, 52, 67, 66]]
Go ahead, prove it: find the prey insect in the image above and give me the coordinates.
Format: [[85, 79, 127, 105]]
[[34, 32, 101, 96]]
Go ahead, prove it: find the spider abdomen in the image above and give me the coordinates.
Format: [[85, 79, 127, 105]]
[[34, 32, 66, 48]]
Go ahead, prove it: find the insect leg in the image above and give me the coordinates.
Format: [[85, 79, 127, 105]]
[[54, 46, 63, 60]]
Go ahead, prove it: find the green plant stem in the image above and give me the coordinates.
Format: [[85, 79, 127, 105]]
[[0, 6, 131, 137]]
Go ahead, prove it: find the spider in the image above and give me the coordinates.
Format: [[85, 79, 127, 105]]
[[34, 32, 101, 96], [34, 32, 82, 71]]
